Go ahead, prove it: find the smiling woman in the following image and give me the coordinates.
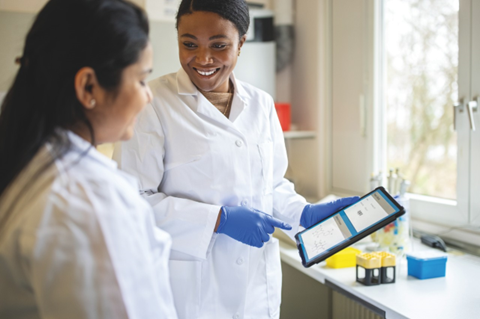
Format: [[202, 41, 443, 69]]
[[113, 0, 357, 318]]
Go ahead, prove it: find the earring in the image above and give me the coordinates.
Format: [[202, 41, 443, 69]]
[[238, 50, 241, 57], [89, 99, 96, 107]]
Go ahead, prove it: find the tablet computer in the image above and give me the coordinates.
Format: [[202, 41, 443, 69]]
[[295, 187, 405, 268]]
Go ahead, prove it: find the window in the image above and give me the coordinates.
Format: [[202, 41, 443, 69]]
[[384, 0, 458, 200], [330, 0, 480, 244]]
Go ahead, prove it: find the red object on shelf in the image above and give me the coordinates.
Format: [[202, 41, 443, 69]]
[[274, 102, 291, 131]]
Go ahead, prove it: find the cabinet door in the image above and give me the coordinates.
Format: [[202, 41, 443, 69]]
[[331, 0, 373, 194]]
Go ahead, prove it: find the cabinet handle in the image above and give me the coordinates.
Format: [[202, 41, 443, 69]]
[[467, 100, 477, 131]]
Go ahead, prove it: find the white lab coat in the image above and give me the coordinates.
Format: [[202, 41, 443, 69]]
[[114, 69, 307, 319], [0, 131, 177, 319]]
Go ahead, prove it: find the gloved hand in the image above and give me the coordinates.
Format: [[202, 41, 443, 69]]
[[217, 206, 292, 248], [301, 196, 360, 228]]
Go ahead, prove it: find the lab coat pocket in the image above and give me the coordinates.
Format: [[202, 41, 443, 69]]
[[169, 259, 202, 318], [257, 141, 274, 195], [264, 237, 282, 317], [163, 134, 210, 171], [164, 153, 205, 172], [163, 145, 215, 193]]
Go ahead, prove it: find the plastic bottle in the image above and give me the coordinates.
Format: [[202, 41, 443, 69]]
[[376, 181, 411, 257]]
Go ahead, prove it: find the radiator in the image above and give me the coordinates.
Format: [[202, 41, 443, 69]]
[[332, 290, 385, 319]]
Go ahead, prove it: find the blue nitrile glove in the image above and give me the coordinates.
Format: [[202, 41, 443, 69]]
[[217, 206, 292, 248], [301, 196, 360, 228]]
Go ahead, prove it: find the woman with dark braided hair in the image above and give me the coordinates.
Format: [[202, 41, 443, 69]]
[[0, 0, 177, 318], [115, 0, 358, 318]]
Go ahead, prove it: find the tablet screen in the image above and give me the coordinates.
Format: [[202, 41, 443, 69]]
[[298, 189, 401, 263]]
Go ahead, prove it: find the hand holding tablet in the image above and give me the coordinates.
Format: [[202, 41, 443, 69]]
[[295, 187, 405, 267], [300, 196, 360, 228]]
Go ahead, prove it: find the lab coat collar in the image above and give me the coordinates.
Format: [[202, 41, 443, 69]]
[[176, 68, 199, 96], [230, 73, 248, 104], [228, 73, 248, 122], [65, 130, 118, 170], [175, 68, 248, 123]]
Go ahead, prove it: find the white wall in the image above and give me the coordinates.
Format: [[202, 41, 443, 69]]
[[0, 11, 181, 91], [0, 11, 35, 92], [0, 0, 47, 13]]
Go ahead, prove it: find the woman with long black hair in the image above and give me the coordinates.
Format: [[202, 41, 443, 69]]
[[0, 0, 177, 318]]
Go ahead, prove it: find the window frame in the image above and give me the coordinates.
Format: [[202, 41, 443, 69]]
[[328, 0, 480, 246]]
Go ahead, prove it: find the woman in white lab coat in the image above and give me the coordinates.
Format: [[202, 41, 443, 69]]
[[0, 0, 177, 318], [114, 0, 358, 318]]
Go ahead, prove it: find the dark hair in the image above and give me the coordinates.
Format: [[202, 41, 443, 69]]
[[0, 0, 149, 198], [176, 0, 250, 38]]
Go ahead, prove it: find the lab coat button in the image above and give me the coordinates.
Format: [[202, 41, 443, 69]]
[[233, 313, 240, 319], [241, 200, 248, 206], [235, 140, 243, 147], [236, 258, 243, 265]]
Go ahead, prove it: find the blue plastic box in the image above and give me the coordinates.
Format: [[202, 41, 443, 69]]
[[406, 251, 447, 280]]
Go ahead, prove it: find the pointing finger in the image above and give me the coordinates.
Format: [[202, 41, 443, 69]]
[[268, 216, 292, 230]]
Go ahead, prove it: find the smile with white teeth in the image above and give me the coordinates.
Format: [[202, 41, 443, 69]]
[[195, 68, 219, 76]]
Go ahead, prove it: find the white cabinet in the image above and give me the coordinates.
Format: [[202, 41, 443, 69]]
[[330, 0, 374, 195]]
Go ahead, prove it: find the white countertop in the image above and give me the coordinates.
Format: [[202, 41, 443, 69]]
[[279, 239, 480, 319]]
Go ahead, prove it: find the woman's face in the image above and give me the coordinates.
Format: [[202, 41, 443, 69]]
[[177, 11, 246, 93], [90, 43, 153, 143]]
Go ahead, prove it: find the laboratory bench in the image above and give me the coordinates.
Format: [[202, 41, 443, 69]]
[[277, 235, 480, 319]]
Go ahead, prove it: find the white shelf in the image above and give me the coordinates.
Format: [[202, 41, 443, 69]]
[[283, 131, 316, 139]]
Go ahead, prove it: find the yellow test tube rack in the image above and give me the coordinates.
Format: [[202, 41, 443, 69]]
[[356, 252, 396, 286]]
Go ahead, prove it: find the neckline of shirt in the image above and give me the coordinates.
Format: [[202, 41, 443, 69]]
[[64, 130, 118, 170]]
